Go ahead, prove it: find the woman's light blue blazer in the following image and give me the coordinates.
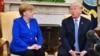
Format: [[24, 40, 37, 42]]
[[10, 16, 43, 53]]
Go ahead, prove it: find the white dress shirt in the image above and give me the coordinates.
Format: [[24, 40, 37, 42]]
[[73, 16, 81, 27]]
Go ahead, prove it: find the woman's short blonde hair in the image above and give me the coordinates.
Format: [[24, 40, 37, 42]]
[[19, 3, 34, 16]]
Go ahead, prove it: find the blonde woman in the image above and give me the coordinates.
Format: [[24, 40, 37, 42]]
[[10, 3, 44, 56]]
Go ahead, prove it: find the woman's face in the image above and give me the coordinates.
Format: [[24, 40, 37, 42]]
[[23, 10, 34, 19]]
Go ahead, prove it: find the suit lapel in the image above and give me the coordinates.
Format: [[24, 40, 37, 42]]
[[69, 17, 75, 38], [69, 16, 75, 31], [21, 17, 31, 31], [78, 16, 84, 38], [29, 20, 33, 31]]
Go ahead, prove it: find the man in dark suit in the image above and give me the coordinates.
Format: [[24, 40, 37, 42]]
[[58, 2, 91, 56]]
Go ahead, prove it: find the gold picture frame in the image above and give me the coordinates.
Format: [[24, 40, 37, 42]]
[[98, 0, 100, 6]]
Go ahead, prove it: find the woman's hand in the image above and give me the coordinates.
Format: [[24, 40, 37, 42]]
[[27, 46, 33, 50], [27, 44, 41, 50], [32, 44, 40, 50]]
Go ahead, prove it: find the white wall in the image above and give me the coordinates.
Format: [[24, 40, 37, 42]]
[[4, 0, 100, 27]]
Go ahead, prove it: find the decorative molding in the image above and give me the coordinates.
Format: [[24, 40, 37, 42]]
[[4, 1, 71, 7]]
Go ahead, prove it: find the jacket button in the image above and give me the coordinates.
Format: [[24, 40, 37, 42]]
[[30, 38, 32, 40], [30, 33, 32, 34]]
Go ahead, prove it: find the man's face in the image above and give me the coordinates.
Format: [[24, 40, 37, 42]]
[[70, 5, 82, 19]]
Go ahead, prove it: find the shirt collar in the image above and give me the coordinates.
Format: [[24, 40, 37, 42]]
[[73, 16, 81, 22]]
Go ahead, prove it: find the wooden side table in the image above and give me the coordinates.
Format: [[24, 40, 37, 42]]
[[94, 27, 100, 36], [0, 38, 10, 56]]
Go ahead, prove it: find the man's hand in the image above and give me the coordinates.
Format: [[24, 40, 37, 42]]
[[69, 50, 77, 56], [80, 51, 87, 56]]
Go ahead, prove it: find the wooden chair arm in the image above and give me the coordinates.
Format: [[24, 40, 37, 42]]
[[0, 38, 11, 56], [45, 52, 48, 56]]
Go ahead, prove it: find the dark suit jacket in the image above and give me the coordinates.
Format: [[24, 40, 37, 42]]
[[60, 16, 92, 52]]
